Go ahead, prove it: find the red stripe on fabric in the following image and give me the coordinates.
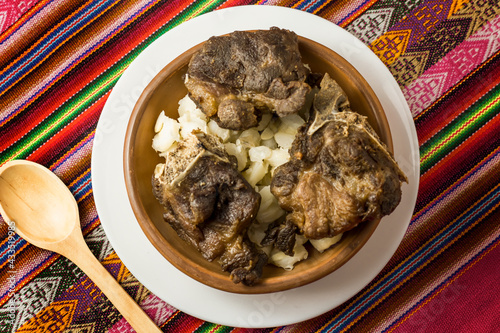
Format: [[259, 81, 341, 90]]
[[27, 93, 107, 164], [421, 95, 500, 163], [0, 0, 113, 90], [216, 0, 255, 9], [0, 0, 192, 152], [338, 0, 377, 28], [0, 0, 51, 44], [394, 229, 500, 333], [417, 113, 500, 208], [416, 51, 500, 145], [161, 311, 204, 331], [0, 251, 59, 307]]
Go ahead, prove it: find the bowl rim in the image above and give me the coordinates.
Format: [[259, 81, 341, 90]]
[[123, 32, 391, 294]]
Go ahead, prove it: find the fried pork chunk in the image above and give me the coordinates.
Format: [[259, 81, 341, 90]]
[[152, 131, 267, 285], [268, 74, 408, 254], [184, 27, 311, 130]]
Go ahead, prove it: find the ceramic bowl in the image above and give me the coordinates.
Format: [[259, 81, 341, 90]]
[[123, 33, 392, 294]]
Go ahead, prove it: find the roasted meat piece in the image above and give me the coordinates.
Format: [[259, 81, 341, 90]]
[[184, 27, 311, 130], [152, 131, 267, 285], [269, 74, 408, 253]]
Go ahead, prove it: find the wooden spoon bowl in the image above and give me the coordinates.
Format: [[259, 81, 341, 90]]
[[124, 34, 392, 294], [0, 160, 161, 332]]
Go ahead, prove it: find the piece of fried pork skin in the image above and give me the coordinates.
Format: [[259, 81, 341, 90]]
[[184, 27, 311, 130], [268, 74, 408, 254], [152, 131, 267, 286]]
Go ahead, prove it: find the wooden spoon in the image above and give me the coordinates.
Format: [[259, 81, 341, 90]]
[[0, 160, 161, 333]]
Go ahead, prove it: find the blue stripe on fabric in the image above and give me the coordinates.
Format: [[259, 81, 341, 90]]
[[337, 0, 372, 26], [296, 0, 323, 12], [0, 0, 113, 94], [0, 235, 26, 264], [410, 148, 500, 226], [322, 185, 500, 332], [382, 231, 500, 332], [71, 171, 92, 201], [0, 0, 55, 46], [0, 252, 55, 300], [2, 0, 159, 123]]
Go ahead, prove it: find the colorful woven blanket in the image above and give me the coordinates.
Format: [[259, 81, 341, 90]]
[[1, 0, 499, 332]]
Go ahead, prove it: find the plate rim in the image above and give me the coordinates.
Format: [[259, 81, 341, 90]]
[[91, 5, 420, 328]]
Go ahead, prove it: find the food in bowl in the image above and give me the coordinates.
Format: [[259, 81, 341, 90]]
[[184, 27, 312, 130], [152, 130, 267, 285], [268, 74, 408, 256], [149, 28, 407, 286]]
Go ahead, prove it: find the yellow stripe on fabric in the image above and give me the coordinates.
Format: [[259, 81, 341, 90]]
[[184, 0, 221, 21], [51, 131, 95, 185], [3, 0, 160, 126], [414, 48, 500, 122], [420, 93, 500, 165], [7, 66, 126, 162], [160, 310, 182, 328], [0, 0, 120, 99]]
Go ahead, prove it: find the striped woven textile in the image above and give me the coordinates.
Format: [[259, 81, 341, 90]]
[[1, 0, 499, 332]]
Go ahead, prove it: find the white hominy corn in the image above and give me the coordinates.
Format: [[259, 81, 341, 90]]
[[309, 234, 343, 253], [152, 114, 180, 152], [178, 95, 206, 121], [249, 146, 272, 162], [266, 148, 289, 168], [269, 235, 308, 270], [224, 142, 248, 171], [256, 113, 273, 131], [256, 186, 285, 223], [153, 94, 322, 271], [279, 114, 305, 133], [242, 160, 269, 187], [207, 120, 231, 142], [261, 138, 278, 149], [237, 128, 261, 147], [154, 110, 167, 133], [260, 127, 274, 141], [274, 131, 295, 150]]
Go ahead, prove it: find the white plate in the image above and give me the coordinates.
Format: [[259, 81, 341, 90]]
[[91, 5, 419, 328]]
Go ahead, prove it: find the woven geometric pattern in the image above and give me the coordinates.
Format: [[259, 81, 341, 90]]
[[1, 0, 499, 332]]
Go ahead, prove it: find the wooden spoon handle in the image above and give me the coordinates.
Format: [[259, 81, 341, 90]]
[[58, 230, 162, 333]]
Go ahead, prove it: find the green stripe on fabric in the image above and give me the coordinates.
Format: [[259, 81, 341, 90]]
[[419, 83, 500, 173], [193, 323, 234, 333], [1, 0, 227, 164], [0, 72, 116, 164], [122, 0, 228, 59]]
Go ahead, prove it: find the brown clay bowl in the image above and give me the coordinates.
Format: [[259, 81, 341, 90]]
[[123, 33, 392, 294]]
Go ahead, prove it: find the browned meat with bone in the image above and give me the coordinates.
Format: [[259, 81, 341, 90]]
[[269, 74, 408, 254], [152, 131, 267, 285], [184, 27, 311, 130]]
